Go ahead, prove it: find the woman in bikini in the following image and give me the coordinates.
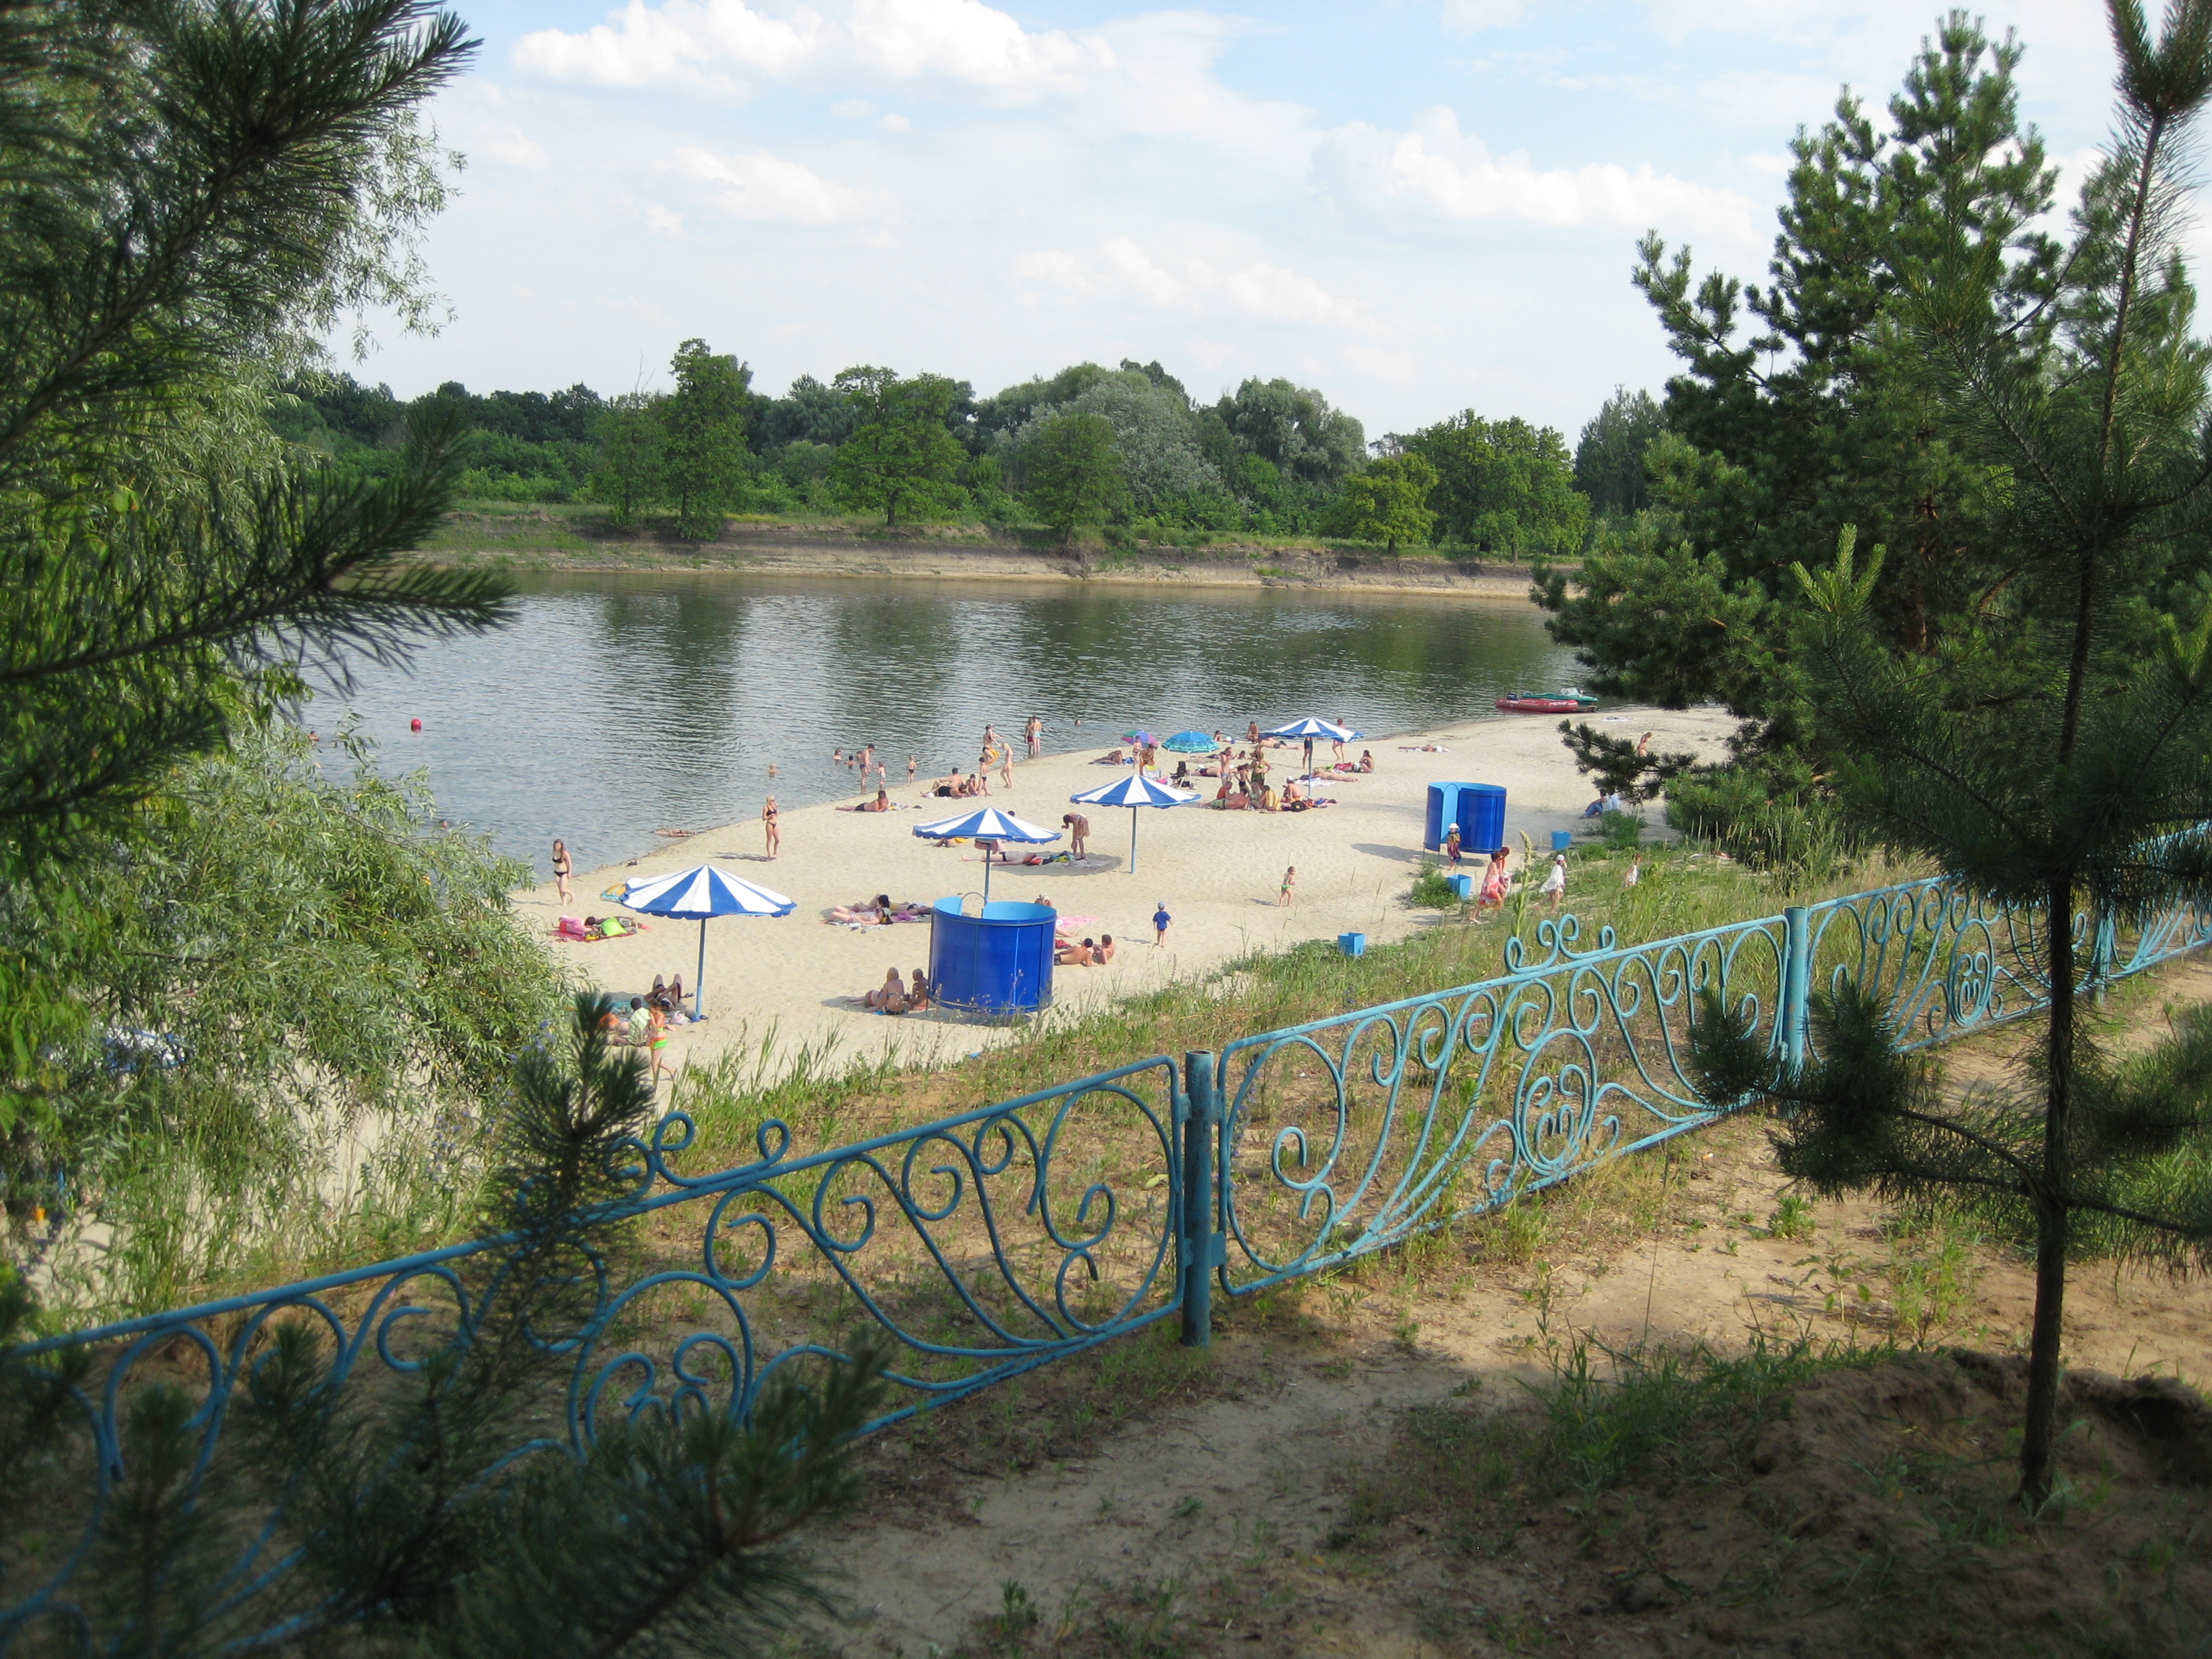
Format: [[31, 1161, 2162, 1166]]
[[551, 838, 573, 905], [762, 796, 781, 859]]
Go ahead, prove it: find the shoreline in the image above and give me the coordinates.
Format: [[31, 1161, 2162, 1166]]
[[518, 703, 1740, 1080], [412, 525, 1558, 602]]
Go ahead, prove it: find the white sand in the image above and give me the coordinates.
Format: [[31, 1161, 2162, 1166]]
[[514, 706, 1741, 1080]]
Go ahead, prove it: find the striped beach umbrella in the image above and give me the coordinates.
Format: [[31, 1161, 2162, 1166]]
[[912, 807, 1061, 902], [1070, 772, 1199, 876], [1264, 716, 1356, 775], [621, 865, 796, 1018]]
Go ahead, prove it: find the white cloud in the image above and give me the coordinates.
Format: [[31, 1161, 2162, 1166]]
[[516, 0, 822, 95], [1321, 109, 1758, 240], [878, 111, 913, 130], [1085, 12, 1315, 166], [831, 96, 873, 116], [1021, 236, 1373, 331], [514, 0, 1109, 102], [670, 145, 871, 223], [1442, 0, 1529, 32], [644, 203, 687, 237]]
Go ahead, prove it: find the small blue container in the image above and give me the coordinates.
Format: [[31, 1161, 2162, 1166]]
[[1337, 932, 1367, 958], [1551, 830, 1574, 853], [1447, 873, 1475, 900]]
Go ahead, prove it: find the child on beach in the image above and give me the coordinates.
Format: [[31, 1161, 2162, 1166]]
[[1279, 866, 1295, 907], [1444, 824, 1462, 866], [1153, 902, 1170, 945], [1540, 853, 1568, 909]]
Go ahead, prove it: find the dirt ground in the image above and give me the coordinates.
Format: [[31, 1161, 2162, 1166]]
[[794, 963, 2212, 1659]]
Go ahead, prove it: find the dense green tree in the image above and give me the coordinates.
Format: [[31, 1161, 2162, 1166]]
[[590, 393, 664, 526], [1212, 377, 1365, 487], [0, 0, 508, 1113], [1573, 386, 1664, 518], [1694, 0, 2212, 1509], [1023, 413, 1130, 538], [973, 361, 1109, 449], [1020, 369, 1226, 521], [827, 367, 968, 525], [660, 339, 752, 539], [755, 372, 859, 451], [1538, 15, 2066, 735], [1329, 452, 1438, 554], [1403, 414, 1587, 557]]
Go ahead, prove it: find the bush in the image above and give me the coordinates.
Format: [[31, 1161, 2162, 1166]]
[[1665, 764, 1868, 880], [1595, 809, 1645, 850]]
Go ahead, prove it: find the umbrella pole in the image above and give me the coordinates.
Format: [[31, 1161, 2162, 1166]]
[[695, 917, 707, 1020], [982, 853, 992, 907], [1130, 806, 1139, 875]]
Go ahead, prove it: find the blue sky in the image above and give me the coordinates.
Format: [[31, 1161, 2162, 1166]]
[[370, 1, 2129, 439]]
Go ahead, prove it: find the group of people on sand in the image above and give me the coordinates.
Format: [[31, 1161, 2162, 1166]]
[[1056, 932, 1116, 966], [860, 966, 932, 1013], [827, 894, 928, 925], [598, 980, 692, 1085]]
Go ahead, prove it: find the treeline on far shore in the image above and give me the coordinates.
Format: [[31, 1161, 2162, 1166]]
[[271, 353, 1661, 556]]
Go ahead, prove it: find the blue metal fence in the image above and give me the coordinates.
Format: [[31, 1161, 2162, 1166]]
[[6, 871, 2207, 1642]]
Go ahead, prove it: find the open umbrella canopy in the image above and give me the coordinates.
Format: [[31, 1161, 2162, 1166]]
[[1262, 716, 1355, 741], [912, 807, 1061, 844], [1070, 773, 1199, 809], [618, 865, 795, 1020], [1160, 729, 1215, 754], [1121, 728, 1156, 746], [622, 865, 796, 917]]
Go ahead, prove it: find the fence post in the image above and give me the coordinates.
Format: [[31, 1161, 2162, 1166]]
[[1179, 1051, 1219, 1347], [1781, 906, 1812, 1077]]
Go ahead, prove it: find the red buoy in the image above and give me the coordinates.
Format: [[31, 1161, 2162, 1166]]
[[410, 718, 423, 732]]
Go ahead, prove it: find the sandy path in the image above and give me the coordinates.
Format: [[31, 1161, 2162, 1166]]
[[513, 706, 1740, 1079]]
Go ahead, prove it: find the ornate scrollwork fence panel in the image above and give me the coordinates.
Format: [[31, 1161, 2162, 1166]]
[[2, 1056, 1183, 1646], [1210, 912, 1793, 1295]]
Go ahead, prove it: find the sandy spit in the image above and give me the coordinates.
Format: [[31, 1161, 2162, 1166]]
[[513, 706, 1741, 1081]]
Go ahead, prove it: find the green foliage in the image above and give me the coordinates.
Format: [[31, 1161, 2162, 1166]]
[[828, 367, 969, 525], [589, 393, 663, 525], [9, 721, 570, 1316], [1, 997, 889, 1655], [1401, 413, 1587, 557], [1538, 17, 2067, 737], [1663, 761, 1866, 881], [1023, 413, 1130, 536], [1329, 451, 1437, 553], [0, 0, 502, 868], [660, 338, 753, 539], [1556, 720, 1696, 800], [1404, 858, 1460, 909], [1595, 809, 1645, 851], [1573, 385, 1665, 518]]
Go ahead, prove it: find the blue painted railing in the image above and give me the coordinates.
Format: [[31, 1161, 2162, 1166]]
[[5, 871, 2206, 1645]]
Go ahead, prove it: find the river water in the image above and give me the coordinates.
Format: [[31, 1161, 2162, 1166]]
[[327, 572, 1583, 878]]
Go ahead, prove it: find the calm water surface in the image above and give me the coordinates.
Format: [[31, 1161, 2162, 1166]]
[[330, 572, 1582, 878]]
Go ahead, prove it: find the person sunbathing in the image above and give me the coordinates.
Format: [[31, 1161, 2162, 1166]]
[[1358, 750, 1375, 772], [1282, 778, 1303, 805], [1094, 934, 1117, 963], [828, 894, 894, 924], [907, 968, 931, 1010], [1056, 936, 1095, 966], [843, 788, 891, 811], [1100, 748, 1125, 764], [1259, 783, 1280, 811], [862, 968, 907, 1012], [932, 771, 964, 796], [1171, 760, 1192, 783]]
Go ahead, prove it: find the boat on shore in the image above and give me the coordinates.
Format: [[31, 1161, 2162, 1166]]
[[1495, 687, 1599, 714]]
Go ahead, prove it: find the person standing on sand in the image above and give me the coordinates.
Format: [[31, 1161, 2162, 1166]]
[[1279, 865, 1295, 906], [998, 742, 1014, 788], [1331, 718, 1349, 767], [552, 839, 573, 905], [974, 752, 993, 794], [1153, 901, 1170, 946], [762, 796, 780, 860], [1444, 824, 1463, 868], [1063, 811, 1089, 860], [1477, 847, 1511, 920]]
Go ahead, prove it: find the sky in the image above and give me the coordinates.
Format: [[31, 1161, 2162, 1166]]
[[364, 0, 2134, 440]]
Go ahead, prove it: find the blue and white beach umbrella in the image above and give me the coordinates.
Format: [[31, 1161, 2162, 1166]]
[[912, 807, 1061, 902], [1264, 716, 1357, 775], [621, 865, 796, 1018], [1070, 772, 1198, 876], [1262, 716, 1355, 741]]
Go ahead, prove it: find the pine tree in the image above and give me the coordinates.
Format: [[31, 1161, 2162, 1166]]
[[2, 994, 886, 1653], [1694, 0, 2212, 1508]]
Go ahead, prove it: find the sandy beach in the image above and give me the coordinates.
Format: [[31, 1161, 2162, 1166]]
[[514, 704, 1740, 1079]]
